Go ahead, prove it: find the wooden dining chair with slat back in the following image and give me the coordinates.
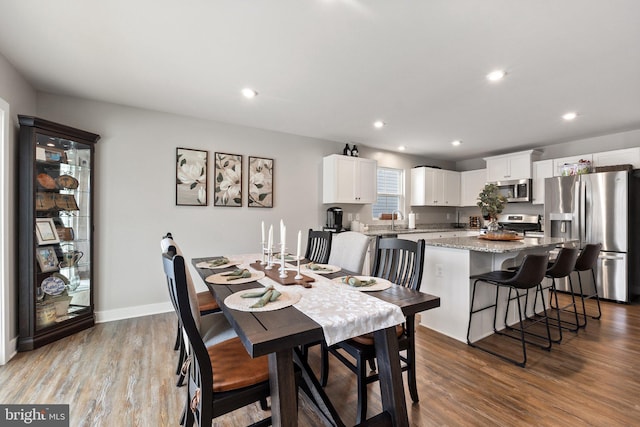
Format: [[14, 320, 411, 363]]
[[162, 251, 273, 427], [304, 229, 332, 264], [321, 236, 426, 424], [161, 233, 235, 388]]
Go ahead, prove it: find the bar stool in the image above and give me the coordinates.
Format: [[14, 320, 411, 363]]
[[537, 247, 580, 343], [467, 253, 551, 367], [573, 243, 603, 327]]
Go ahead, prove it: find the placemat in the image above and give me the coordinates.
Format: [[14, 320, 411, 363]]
[[205, 270, 265, 285], [224, 288, 301, 312], [331, 276, 393, 292]]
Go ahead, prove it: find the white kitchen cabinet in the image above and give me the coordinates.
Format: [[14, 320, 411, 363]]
[[532, 159, 553, 204], [484, 150, 539, 182], [410, 167, 460, 206], [593, 147, 640, 169], [459, 169, 487, 206], [552, 154, 592, 176], [323, 154, 377, 204]]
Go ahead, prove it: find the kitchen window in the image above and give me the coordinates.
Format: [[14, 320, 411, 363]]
[[372, 167, 404, 219]]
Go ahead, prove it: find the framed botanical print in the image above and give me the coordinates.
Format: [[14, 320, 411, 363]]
[[35, 218, 60, 245], [176, 148, 208, 206], [214, 153, 242, 207], [248, 156, 273, 208]]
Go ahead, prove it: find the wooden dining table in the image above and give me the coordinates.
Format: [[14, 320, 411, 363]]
[[192, 256, 440, 427]]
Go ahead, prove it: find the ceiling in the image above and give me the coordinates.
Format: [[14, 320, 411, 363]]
[[0, 0, 639, 161]]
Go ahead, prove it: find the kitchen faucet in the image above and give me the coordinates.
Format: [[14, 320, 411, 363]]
[[391, 210, 404, 231]]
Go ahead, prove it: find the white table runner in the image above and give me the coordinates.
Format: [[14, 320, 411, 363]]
[[230, 254, 406, 346]]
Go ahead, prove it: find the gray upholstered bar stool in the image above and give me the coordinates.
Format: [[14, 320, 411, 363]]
[[572, 243, 603, 327], [536, 247, 580, 343], [467, 253, 551, 367]]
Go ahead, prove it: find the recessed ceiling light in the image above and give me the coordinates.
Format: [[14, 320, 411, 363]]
[[451, 140, 462, 146], [486, 70, 506, 82], [373, 121, 385, 129], [398, 146, 406, 151], [241, 88, 258, 99], [562, 112, 578, 121]]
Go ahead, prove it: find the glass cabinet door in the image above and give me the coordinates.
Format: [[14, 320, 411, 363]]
[[34, 134, 93, 330]]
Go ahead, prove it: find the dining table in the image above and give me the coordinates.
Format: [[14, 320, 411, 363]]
[[192, 254, 440, 427]]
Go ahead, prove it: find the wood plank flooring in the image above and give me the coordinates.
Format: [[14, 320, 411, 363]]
[[1, 297, 639, 426]]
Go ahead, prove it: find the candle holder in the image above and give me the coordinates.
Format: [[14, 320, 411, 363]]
[[261, 241, 267, 265], [265, 244, 274, 270], [294, 257, 303, 280], [279, 243, 288, 278]]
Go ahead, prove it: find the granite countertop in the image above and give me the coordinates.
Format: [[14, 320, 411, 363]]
[[364, 227, 478, 236], [423, 235, 572, 253]]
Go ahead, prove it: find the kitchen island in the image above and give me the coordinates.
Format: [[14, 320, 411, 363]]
[[410, 235, 574, 343]]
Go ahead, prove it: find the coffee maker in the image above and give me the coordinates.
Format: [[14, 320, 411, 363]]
[[324, 207, 344, 232]]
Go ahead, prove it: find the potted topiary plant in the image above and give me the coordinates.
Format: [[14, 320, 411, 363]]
[[477, 183, 508, 231]]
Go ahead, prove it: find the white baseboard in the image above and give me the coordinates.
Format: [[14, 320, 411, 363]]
[[95, 301, 173, 324], [0, 336, 17, 365]]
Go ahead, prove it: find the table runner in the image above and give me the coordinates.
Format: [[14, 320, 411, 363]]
[[226, 254, 406, 346]]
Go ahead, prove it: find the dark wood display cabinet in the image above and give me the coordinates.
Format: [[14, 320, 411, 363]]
[[17, 116, 100, 351]]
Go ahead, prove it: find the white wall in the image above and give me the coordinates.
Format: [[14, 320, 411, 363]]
[[0, 53, 37, 364], [341, 146, 457, 228], [36, 93, 342, 321]]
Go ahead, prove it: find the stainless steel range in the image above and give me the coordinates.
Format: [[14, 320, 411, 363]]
[[496, 214, 543, 236]]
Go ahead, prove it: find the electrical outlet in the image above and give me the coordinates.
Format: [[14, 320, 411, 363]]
[[347, 213, 353, 221], [355, 214, 360, 221], [435, 263, 443, 278]]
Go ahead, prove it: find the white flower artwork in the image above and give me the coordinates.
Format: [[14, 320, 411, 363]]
[[176, 148, 208, 206], [214, 153, 242, 207], [248, 156, 273, 208]]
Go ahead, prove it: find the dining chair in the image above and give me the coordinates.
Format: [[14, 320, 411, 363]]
[[304, 229, 332, 264], [327, 231, 371, 274], [321, 236, 426, 424], [162, 251, 272, 427], [160, 233, 236, 387], [467, 253, 551, 367]]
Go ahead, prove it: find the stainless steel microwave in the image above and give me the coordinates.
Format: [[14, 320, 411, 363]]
[[492, 179, 532, 203]]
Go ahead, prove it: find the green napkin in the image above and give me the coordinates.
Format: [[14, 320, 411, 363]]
[[223, 268, 252, 280], [341, 276, 377, 287], [306, 262, 330, 271], [206, 257, 230, 267]]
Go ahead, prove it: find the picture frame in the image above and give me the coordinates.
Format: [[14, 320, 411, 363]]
[[176, 147, 208, 206], [35, 218, 60, 245], [35, 245, 60, 273], [214, 153, 242, 207], [248, 156, 274, 208]]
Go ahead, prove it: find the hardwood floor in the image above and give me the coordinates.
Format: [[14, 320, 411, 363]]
[[1, 297, 639, 426]]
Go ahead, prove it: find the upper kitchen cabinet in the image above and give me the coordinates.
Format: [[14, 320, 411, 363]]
[[532, 159, 553, 204], [323, 154, 377, 204], [484, 150, 540, 182], [593, 147, 640, 169], [411, 167, 460, 206], [459, 169, 487, 206]]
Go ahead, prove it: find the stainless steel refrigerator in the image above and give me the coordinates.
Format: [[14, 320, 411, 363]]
[[544, 170, 639, 303]]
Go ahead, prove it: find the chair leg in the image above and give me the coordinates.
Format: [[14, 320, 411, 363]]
[[367, 358, 377, 373], [259, 397, 269, 411], [407, 341, 419, 403], [355, 356, 368, 425], [549, 279, 564, 343], [320, 341, 329, 387], [174, 321, 181, 351]]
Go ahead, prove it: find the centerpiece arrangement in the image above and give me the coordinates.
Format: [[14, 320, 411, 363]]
[[477, 183, 508, 233]]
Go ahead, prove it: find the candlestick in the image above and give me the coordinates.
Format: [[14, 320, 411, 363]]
[[296, 230, 301, 260], [280, 219, 284, 244], [261, 221, 265, 243], [279, 242, 287, 278]]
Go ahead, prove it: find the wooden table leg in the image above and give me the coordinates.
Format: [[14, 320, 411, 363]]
[[373, 327, 409, 427], [269, 350, 298, 427]]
